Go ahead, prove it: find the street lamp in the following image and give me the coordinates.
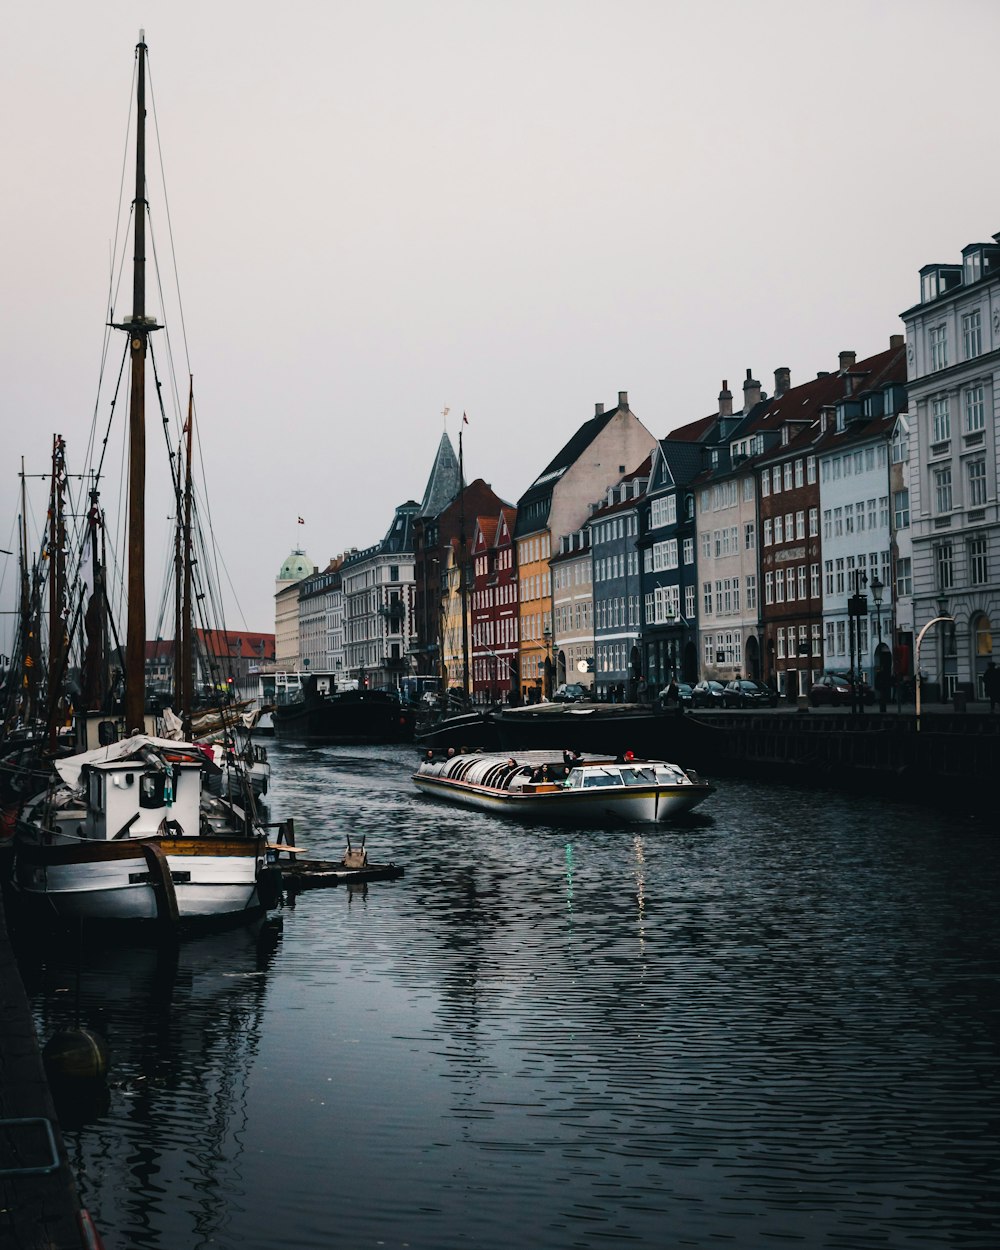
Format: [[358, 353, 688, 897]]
[[914, 598, 954, 733], [847, 569, 868, 716], [870, 573, 886, 713]]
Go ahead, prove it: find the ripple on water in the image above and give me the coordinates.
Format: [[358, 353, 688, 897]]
[[29, 742, 1000, 1250]]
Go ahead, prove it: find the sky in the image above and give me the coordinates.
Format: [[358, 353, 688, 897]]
[[2, 0, 999, 651]]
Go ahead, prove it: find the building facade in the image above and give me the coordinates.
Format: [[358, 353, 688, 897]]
[[901, 231, 1000, 699]]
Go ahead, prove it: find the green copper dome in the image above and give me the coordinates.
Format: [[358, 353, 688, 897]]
[[278, 548, 314, 582]]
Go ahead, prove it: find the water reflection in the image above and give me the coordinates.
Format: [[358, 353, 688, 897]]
[[22, 919, 282, 1249], [21, 744, 1000, 1249]]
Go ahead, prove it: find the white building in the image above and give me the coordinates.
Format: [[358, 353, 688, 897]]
[[901, 232, 1000, 698], [341, 503, 419, 689]]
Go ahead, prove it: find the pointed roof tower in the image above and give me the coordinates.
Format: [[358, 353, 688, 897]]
[[419, 432, 462, 519]]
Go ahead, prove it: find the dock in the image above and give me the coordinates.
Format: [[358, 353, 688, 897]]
[[0, 882, 91, 1250], [266, 820, 404, 894]]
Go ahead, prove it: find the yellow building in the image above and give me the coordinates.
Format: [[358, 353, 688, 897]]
[[515, 393, 657, 701]]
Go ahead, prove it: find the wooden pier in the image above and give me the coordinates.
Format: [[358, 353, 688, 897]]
[[266, 820, 404, 894]]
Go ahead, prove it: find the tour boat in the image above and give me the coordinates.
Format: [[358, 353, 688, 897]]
[[412, 750, 711, 823]]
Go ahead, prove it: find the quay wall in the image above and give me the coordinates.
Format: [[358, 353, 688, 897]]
[[677, 711, 1000, 812]]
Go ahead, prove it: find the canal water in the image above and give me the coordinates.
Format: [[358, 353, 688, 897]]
[[21, 742, 1000, 1249]]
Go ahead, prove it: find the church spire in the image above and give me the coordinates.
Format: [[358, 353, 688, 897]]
[[418, 431, 462, 519]]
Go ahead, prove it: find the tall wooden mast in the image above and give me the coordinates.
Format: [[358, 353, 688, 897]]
[[122, 32, 158, 731], [458, 424, 470, 702]]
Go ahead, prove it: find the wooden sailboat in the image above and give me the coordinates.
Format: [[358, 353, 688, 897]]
[[12, 34, 270, 929]]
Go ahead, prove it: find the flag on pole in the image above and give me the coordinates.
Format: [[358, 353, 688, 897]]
[[463, 412, 469, 425], [297, 516, 304, 525]]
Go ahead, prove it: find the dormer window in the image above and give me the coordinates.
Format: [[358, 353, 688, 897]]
[[964, 250, 982, 285]]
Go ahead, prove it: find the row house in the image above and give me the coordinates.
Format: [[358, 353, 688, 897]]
[[515, 393, 657, 701], [587, 461, 649, 699], [756, 347, 905, 697], [639, 437, 705, 689], [901, 231, 1000, 699], [341, 501, 419, 689], [470, 506, 518, 703], [550, 526, 592, 693], [297, 557, 344, 675], [817, 349, 907, 690], [689, 372, 774, 686]]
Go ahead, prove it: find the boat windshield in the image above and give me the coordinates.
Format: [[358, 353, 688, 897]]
[[620, 766, 657, 786], [654, 765, 688, 784], [582, 769, 625, 788]]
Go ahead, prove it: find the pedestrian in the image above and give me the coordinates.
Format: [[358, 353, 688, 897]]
[[985, 661, 1000, 713]]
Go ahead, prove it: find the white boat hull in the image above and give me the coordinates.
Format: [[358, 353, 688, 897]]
[[412, 759, 711, 825], [15, 839, 264, 925]]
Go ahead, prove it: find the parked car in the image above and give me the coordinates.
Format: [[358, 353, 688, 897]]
[[691, 679, 726, 708], [552, 682, 587, 703], [722, 678, 778, 709], [809, 673, 875, 707], [657, 681, 693, 709]]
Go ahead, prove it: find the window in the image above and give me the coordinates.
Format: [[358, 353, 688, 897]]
[[796, 511, 805, 540], [835, 558, 845, 594], [776, 628, 785, 659], [761, 471, 770, 497], [969, 535, 988, 585], [794, 459, 804, 488], [896, 556, 912, 597], [763, 518, 772, 546], [967, 458, 987, 507], [809, 507, 818, 537], [810, 563, 820, 599], [746, 574, 757, 611], [812, 623, 822, 657], [894, 489, 910, 529], [764, 572, 773, 605], [935, 541, 953, 591], [683, 537, 694, 565], [929, 324, 948, 371], [834, 507, 843, 537], [772, 466, 781, 494], [744, 522, 756, 551], [845, 503, 854, 534], [685, 585, 696, 618], [932, 398, 950, 444], [965, 385, 985, 433], [934, 467, 952, 514], [962, 309, 982, 359], [891, 422, 909, 464], [774, 516, 783, 544], [703, 582, 713, 614], [775, 571, 785, 603], [806, 456, 817, 484], [824, 560, 834, 596], [823, 509, 832, 539], [797, 565, 807, 600], [783, 462, 793, 491]]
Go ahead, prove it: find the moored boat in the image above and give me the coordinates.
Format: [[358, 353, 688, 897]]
[[412, 750, 711, 823], [15, 733, 266, 926], [273, 673, 414, 744]]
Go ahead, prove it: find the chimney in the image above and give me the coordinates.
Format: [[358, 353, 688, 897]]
[[595, 402, 605, 416], [889, 333, 904, 349], [618, 391, 628, 410], [742, 368, 761, 414], [816, 371, 830, 378], [718, 379, 733, 416], [838, 349, 856, 372], [773, 366, 791, 398]]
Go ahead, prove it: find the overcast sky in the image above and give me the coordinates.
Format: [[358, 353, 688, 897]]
[[2, 0, 998, 650]]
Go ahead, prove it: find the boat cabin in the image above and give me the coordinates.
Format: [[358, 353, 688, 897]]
[[78, 757, 202, 840]]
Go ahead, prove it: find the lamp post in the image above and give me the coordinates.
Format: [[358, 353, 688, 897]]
[[870, 573, 886, 713], [847, 569, 868, 716], [914, 597, 954, 733]]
